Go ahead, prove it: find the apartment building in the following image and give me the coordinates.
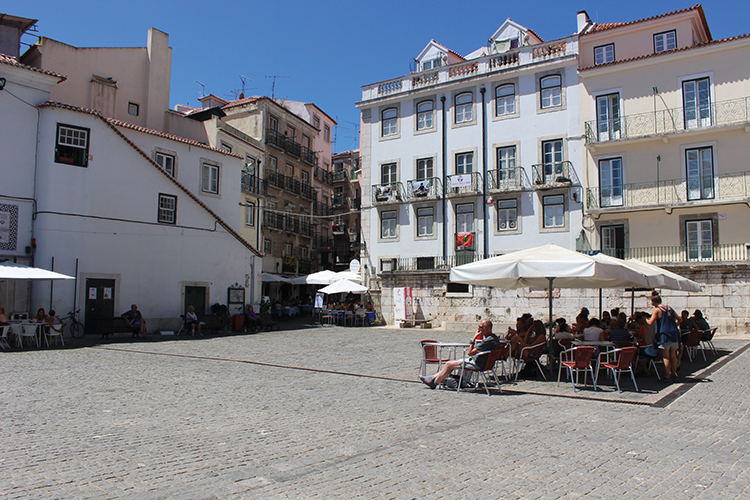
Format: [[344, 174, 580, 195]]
[[331, 150, 361, 271]]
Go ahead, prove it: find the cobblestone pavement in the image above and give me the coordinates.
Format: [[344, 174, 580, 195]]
[[2, 324, 750, 499]]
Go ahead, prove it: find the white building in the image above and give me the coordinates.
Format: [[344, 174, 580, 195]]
[[356, 20, 583, 324]]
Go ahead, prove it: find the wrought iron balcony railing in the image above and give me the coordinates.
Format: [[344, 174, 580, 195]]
[[300, 183, 316, 201], [487, 167, 530, 193], [586, 171, 750, 211], [350, 197, 361, 210], [265, 170, 286, 190], [379, 253, 493, 273], [407, 177, 443, 200], [313, 201, 331, 217], [599, 243, 748, 264], [263, 211, 284, 231], [241, 174, 266, 195], [331, 194, 348, 208], [313, 233, 332, 250], [314, 167, 332, 184], [300, 145, 318, 166], [266, 128, 301, 158], [372, 182, 406, 204], [584, 96, 750, 144], [286, 177, 302, 195], [445, 172, 483, 197], [332, 170, 348, 183], [531, 161, 576, 188]]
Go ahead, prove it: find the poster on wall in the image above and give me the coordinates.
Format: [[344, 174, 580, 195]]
[[393, 287, 413, 322], [0, 204, 19, 250]]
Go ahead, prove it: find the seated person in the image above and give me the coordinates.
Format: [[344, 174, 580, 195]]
[[419, 320, 502, 389], [47, 310, 65, 336], [601, 311, 612, 331], [122, 304, 147, 338], [185, 305, 202, 336], [245, 305, 263, 331], [582, 317, 607, 341], [678, 310, 697, 342], [366, 303, 375, 312], [691, 309, 711, 339], [552, 318, 574, 340], [608, 318, 632, 343], [32, 308, 50, 336], [571, 308, 590, 338], [508, 319, 547, 358], [0, 306, 9, 326], [505, 313, 532, 340]]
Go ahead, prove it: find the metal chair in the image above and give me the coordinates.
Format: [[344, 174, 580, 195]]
[[418, 340, 451, 377], [513, 343, 548, 380], [558, 346, 597, 391], [595, 346, 639, 392], [457, 349, 506, 396], [683, 329, 704, 362], [700, 327, 718, 358]]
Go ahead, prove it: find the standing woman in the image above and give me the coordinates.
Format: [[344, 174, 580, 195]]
[[646, 290, 681, 382]]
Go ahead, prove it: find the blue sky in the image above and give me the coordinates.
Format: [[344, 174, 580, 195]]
[[8, 1, 749, 153]]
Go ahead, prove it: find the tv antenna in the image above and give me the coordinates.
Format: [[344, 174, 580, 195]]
[[229, 75, 256, 99], [265, 75, 289, 99], [195, 80, 206, 97]]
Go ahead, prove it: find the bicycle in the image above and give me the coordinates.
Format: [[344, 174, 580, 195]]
[[61, 309, 85, 338]]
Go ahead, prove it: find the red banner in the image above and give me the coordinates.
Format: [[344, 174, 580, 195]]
[[457, 232, 474, 248]]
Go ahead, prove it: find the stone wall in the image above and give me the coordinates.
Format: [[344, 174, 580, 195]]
[[373, 262, 750, 335]]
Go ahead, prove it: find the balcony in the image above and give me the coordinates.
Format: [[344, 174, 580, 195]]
[[445, 172, 482, 198], [266, 170, 286, 190], [361, 38, 575, 101], [332, 169, 348, 183], [314, 167, 332, 184], [331, 194, 348, 209], [600, 243, 749, 264], [350, 197, 361, 210], [487, 168, 530, 194], [299, 219, 314, 238], [266, 128, 301, 158], [373, 182, 406, 204], [263, 211, 284, 231], [531, 161, 576, 190], [379, 253, 493, 273], [331, 222, 346, 235], [300, 145, 318, 167], [241, 174, 266, 195], [585, 171, 750, 212], [300, 183, 316, 201], [287, 177, 302, 195], [313, 233, 332, 250], [584, 96, 750, 145], [407, 177, 443, 200], [313, 201, 331, 217], [298, 258, 313, 275]]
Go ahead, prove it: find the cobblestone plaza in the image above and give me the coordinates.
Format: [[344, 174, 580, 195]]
[[2, 325, 750, 499]]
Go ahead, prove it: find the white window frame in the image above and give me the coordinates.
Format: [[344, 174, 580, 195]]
[[263, 239, 271, 255], [381, 163, 397, 184], [598, 157, 624, 207], [380, 210, 397, 240], [128, 102, 140, 116], [542, 139, 564, 182], [416, 158, 433, 180], [685, 146, 714, 201], [682, 77, 712, 129], [416, 206, 434, 237], [543, 194, 565, 228], [324, 124, 331, 142], [496, 146, 517, 187], [55, 123, 90, 167], [455, 152, 474, 174], [454, 92, 473, 124], [201, 162, 220, 194], [245, 201, 256, 227], [416, 100, 434, 131], [382, 108, 398, 137], [268, 155, 278, 171], [686, 219, 713, 261], [495, 84, 515, 116], [158, 193, 177, 224], [540, 75, 562, 109], [156, 151, 176, 177], [596, 93, 621, 141], [594, 44, 615, 65], [497, 199, 518, 232], [654, 30, 677, 53]]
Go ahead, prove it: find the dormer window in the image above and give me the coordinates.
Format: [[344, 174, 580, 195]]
[[654, 30, 676, 53], [422, 56, 443, 71]]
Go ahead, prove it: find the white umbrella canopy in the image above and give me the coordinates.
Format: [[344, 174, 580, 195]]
[[290, 269, 340, 285], [318, 279, 368, 295], [261, 273, 292, 283], [0, 262, 75, 280], [449, 243, 649, 290], [334, 270, 362, 282], [623, 258, 702, 292]]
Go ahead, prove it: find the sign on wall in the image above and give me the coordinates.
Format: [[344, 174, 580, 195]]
[[0, 204, 19, 250]]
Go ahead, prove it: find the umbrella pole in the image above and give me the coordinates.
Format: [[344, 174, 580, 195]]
[[548, 277, 555, 377], [631, 289, 635, 317]]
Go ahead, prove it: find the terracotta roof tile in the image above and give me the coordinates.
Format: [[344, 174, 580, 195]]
[[582, 4, 710, 40], [0, 53, 67, 81], [431, 40, 466, 61]]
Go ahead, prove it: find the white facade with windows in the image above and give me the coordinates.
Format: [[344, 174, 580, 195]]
[[358, 19, 583, 285]]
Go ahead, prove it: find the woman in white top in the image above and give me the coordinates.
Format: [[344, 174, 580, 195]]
[[582, 317, 607, 341]]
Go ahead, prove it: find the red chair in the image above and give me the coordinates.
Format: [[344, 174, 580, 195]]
[[595, 346, 639, 392], [418, 340, 450, 377], [700, 327, 718, 358], [683, 329, 704, 362], [558, 346, 597, 391], [513, 343, 547, 381], [457, 348, 507, 396]]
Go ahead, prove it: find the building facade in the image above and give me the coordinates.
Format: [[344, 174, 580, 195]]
[[331, 150, 361, 271]]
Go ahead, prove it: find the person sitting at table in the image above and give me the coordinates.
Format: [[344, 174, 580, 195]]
[[46, 310, 65, 341], [185, 305, 202, 336], [571, 308, 590, 337], [552, 318, 574, 340], [0, 306, 9, 326], [245, 305, 263, 332], [419, 319, 503, 389], [691, 309, 711, 340], [366, 302, 375, 312], [582, 317, 606, 341], [608, 318, 632, 344], [601, 311, 612, 331], [505, 313, 532, 340], [122, 304, 147, 338], [507, 319, 546, 358], [32, 307, 49, 323]]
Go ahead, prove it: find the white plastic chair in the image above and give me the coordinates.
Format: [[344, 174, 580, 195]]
[[18, 323, 40, 348], [46, 322, 65, 347], [354, 310, 366, 326], [0, 325, 11, 349]]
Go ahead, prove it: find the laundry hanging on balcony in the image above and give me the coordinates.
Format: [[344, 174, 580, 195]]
[[457, 232, 474, 248]]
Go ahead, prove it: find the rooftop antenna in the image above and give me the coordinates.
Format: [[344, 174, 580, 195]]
[[265, 75, 289, 99], [229, 75, 256, 100], [195, 80, 206, 97]]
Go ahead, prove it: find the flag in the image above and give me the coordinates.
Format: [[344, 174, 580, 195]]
[[457, 232, 474, 248]]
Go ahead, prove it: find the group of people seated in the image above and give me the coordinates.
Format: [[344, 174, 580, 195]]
[[0, 307, 66, 345]]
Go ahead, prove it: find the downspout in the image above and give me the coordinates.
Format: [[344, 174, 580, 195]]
[[441, 95, 447, 263], [480, 86, 488, 258]]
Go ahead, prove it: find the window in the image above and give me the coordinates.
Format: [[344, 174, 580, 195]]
[[283, 243, 292, 256], [244, 156, 257, 176], [245, 201, 255, 226], [287, 126, 295, 141], [302, 134, 310, 149], [221, 141, 232, 153], [301, 247, 308, 259], [269, 155, 278, 171], [416, 100, 434, 130], [497, 199, 517, 231], [456, 152, 473, 174], [456, 203, 474, 233], [128, 102, 139, 116], [301, 170, 310, 185], [594, 44, 615, 65], [654, 30, 676, 53], [382, 108, 398, 136], [454, 92, 473, 123], [201, 162, 220, 194], [683, 77, 711, 129], [686, 219, 713, 261], [158, 194, 177, 224], [543, 194, 565, 228], [542, 139, 564, 182], [381, 163, 397, 184], [416, 158, 433, 180], [417, 207, 434, 237], [496, 146, 517, 187], [601, 225, 625, 259], [599, 158, 623, 207], [495, 84, 515, 116], [422, 57, 442, 71], [324, 124, 331, 142], [596, 93, 621, 141], [286, 163, 294, 177], [269, 116, 278, 131], [686, 147, 714, 200], [313, 115, 320, 129], [55, 124, 89, 167], [381, 210, 397, 239], [156, 152, 175, 177], [540, 75, 562, 109], [264, 239, 271, 254]]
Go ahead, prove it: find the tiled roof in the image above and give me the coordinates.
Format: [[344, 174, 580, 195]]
[[0, 53, 67, 81], [583, 4, 711, 40], [580, 32, 750, 71], [221, 95, 261, 111], [36, 101, 262, 257], [431, 40, 466, 61]]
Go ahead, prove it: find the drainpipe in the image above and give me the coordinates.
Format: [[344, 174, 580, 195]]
[[441, 95, 447, 263], [480, 86, 488, 258]]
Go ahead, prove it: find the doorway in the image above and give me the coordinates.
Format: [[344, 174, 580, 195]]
[[85, 278, 115, 334], [184, 286, 207, 315]]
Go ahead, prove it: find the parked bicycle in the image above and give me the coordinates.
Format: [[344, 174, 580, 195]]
[[61, 309, 85, 338]]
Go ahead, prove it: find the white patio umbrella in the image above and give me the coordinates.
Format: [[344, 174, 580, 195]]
[[290, 269, 340, 285], [318, 279, 368, 295], [623, 258, 702, 292], [0, 262, 75, 280], [261, 273, 292, 283], [334, 270, 362, 282], [449, 243, 650, 336]]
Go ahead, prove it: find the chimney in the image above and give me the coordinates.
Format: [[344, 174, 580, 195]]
[[577, 10, 592, 34]]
